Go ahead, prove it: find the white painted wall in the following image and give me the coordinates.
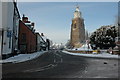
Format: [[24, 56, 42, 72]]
[[0, 0, 2, 55], [0, 0, 2, 29], [2, 2, 14, 54]]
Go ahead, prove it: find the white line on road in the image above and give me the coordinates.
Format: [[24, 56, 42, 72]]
[[55, 53, 62, 58], [60, 58, 63, 63], [23, 64, 57, 72], [54, 59, 56, 63], [53, 52, 63, 63]]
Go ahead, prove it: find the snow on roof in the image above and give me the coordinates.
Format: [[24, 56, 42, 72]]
[[41, 36, 48, 42]]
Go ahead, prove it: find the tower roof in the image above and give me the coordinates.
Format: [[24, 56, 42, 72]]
[[73, 5, 82, 19], [75, 6, 80, 12]]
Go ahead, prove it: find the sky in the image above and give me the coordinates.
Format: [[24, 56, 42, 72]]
[[17, 2, 118, 44]]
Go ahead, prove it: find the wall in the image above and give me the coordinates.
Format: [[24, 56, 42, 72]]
[[70, 18, 85, 48], [0, 1, 2, 55], [12, 4, 20, 53], [36, 34, 41, 51], [0, 1, 2, 29], [36, 33, 46, 51], [2, 2, 14, 55], [19, 21, 36, 53]]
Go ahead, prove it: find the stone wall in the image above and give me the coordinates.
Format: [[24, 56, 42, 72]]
[[70, 18, 85, 48]]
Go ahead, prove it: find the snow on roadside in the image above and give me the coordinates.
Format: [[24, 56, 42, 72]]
[[0, 51, 47, 64], [62, 51, 119, 59], [69, 43, 93, 51]]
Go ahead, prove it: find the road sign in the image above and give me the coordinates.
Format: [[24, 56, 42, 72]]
[[7, 30, 12, 37]]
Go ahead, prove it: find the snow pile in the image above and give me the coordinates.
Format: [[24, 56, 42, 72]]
[[78, 44, 92, 51], [71, 44, 93, 51], [63, 51, 119, 59], [0, 51, 47, 63]]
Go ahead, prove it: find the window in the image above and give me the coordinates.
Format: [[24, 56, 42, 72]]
[[74, 24, 77, 28], [21, 33, 26, 43]]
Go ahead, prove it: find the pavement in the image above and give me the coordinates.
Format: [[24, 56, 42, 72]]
[[0, 51, 47, 64], [63, 50, 119, 59], [2, 50, 119, 79]]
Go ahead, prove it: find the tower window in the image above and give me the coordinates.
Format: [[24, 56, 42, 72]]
[[74, 24, 76, 28], [21, 33, 26, 43]]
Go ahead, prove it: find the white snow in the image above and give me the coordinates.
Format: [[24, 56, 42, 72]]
[[0, 51, 47, 64], [41, 36, 47, 42], [63, 51, 119, 59], [69, 43, 93, 51], [64, 43, 119, 59]]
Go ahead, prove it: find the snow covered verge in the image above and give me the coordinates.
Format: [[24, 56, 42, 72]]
[[62, 51, 119, 59], [69, 43, 93, 51], [0, 51, 47, 64]]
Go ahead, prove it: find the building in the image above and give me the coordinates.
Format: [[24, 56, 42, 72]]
[[46, 39, 50, 50], [12, 2, 20, 55], [0, 0, 20, 59], [41, 33, 50, 50], [18, 15, 36, 53], [70, 6, 85, 48], [36, 32, 46, 51], [0, 0, 2, 58]]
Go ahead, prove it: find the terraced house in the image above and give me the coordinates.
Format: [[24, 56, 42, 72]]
[[18, 15, 36, 53], [0, 0, 20, 59]]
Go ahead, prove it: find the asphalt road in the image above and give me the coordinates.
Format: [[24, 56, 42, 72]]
[[2, 50, 119, 79]]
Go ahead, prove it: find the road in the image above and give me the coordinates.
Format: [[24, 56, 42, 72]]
[[2, 50, 119, 79]]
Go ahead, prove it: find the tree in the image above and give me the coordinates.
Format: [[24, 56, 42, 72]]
[[90, 25, 118, 49]]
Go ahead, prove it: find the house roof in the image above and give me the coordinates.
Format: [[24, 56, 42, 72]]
[[36, 33, 46, 43], [19, 20, 36, 35], [13, 1, 20, 18], [41, 36, 48, 42]]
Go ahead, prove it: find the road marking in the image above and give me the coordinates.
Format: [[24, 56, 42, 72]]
[[23, 64, 57, 72], [53, 51, 63, 63], [60, 58, 63, 63], [54, 59, 56, 63], [55, 53, 62, 57]]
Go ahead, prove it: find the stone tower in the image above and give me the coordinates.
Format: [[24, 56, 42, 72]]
[[70, 6, 85, 48]]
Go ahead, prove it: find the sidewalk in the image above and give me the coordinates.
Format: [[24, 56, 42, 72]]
[[0, 51, 47, 64], [63, 51, 119, 59]]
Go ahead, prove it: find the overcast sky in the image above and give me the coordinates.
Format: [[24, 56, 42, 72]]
[[17, 2, 118, 44]]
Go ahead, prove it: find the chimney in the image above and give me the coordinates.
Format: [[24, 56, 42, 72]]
[[41, 33, 44, 36], [31, 22, 35, 27], [22, 14, 30, 23], [14, 0, 17, 6], [23, 14, 25, 17]]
